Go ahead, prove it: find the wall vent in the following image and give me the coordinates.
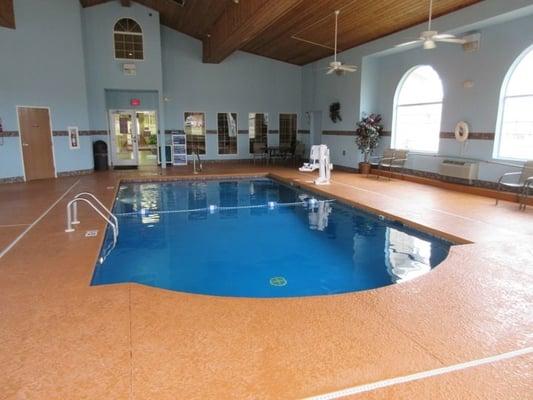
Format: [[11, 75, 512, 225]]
[[439, 160, 479, 183], [462, 32, 481, 53], [171, 0, 186, 6]]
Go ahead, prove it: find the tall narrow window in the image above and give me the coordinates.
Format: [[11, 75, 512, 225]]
[[217, 113, 238, 155], [279, 113, 297, 150], [249, 113, 268, 153], [392, 66, 443, 153], [494, 45, 533, 161], [184, 112, 206, 155], [114, 18, 143, 60]]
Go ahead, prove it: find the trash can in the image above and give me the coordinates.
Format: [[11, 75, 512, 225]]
[[93, 140, 108, 171]]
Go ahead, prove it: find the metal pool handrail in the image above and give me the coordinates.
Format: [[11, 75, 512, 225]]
[[65, 198, 118, 243], [72, 192, 119, 235]]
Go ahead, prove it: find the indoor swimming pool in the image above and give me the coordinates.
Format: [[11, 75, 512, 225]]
[[91, 178, 452, 297]]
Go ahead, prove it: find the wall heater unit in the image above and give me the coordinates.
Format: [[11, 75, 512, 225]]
[[439, 160, 479, 183]]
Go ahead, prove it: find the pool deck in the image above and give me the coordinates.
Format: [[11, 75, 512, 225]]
[[0, 163, 531, 399]]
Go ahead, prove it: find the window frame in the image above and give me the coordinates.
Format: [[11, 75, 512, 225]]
[[391, 65, 444, 154], [217, 112, 238, 156], [113, 17, 145, 62], [493, 44, 533, 162]]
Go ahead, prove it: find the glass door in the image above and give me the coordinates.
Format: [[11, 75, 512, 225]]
[[109, 110, 139, 167], [136, 111, 158, 166]]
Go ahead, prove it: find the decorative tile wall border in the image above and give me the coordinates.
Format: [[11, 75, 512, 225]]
[[440, 131, 495, 140], [322, 130, 356, 136], [206, 129, 217, 134], [268, 130, 279, 134], [298, 130, 310, 134], [323, 130, 495, 140], [238, 130, 249, 135], [165, 130, 185, 135], [57, 169, 94, 177], [0, 131, 19, 137], [0, 176, 24, 184]]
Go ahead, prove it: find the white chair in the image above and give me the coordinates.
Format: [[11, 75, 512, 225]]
[[496, 160, 533, 210]]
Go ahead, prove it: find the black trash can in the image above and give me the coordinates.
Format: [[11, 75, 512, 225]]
[[93, 140, 108, 171]]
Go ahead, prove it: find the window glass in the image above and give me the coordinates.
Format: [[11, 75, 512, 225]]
[[114, 18, 143, 60], [218, 113, 238, 155], [494, 46, 533, 160], [184, 112, 206, 155], [249, 113, 268, 153], [392, 66, 443, 153]]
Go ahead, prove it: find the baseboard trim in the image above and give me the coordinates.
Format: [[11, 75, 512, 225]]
[[57, 169, 93, 177], [0, 176, 24, 184], [370, 168, 532, 205]]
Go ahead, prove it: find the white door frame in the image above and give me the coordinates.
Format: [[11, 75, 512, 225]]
[[16, 105, 58, 181]]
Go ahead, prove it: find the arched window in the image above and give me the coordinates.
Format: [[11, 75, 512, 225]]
[[494, 45, 533, 161], [392, 66, 443, 153], [114, 18, 143, 60]]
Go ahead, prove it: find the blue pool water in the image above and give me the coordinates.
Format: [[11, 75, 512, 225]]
[[92, 178, 452, 297]]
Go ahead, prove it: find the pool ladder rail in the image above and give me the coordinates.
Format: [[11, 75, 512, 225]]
[[193, 148, 203, 174], [65, 192, 119, 261]]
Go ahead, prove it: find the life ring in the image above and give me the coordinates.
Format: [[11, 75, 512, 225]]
[[454, 121, 469, 142]]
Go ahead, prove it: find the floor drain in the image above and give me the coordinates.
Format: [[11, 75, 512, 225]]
[[270, 276, 287, 287]]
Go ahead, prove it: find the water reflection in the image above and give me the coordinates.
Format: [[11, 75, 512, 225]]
[[384, 227, 432, 282]]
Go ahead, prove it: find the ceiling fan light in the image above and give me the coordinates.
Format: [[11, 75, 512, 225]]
[[423, 40, 436, 49]]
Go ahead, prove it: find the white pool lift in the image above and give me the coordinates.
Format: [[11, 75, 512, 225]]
[[299, 144, 333, 185]]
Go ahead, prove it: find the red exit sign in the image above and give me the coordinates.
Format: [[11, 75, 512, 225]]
[[131, 98, 141, 107]]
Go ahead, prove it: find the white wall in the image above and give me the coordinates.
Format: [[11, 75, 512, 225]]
[[301, 0, 533, 180], [0, 0, 91, 178], [161, 28, 303, 160]]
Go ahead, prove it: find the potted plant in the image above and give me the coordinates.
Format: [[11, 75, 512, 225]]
[[355, 113, 383, 174]]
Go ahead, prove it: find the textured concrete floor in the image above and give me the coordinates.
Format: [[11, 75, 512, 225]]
[[0, 163, 531, 399]]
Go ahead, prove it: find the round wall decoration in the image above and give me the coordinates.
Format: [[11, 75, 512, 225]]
[[454, 121, 470, 142]]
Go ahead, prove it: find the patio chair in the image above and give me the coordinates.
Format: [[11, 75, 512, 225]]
[[292, 142, 306, 166], [495, 160, 533, 210], [369, 149, 409, 179], [251, 142, 268, 165]]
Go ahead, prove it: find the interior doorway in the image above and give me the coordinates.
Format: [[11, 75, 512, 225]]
[[17, 107, 56, 181], [108, 110, 158, 168]]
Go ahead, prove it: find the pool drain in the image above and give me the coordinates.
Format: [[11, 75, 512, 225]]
[[270, 276, 287, 287]]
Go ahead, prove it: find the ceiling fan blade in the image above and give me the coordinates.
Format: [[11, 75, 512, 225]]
[[436, 37, 466, 44], [326, 68, 336, 75], [339, 65, 357, 72], [433, 33, 455, 39], [395, 40, 422, 48]]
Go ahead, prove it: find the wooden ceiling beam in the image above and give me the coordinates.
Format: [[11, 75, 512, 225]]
[[202, 0, 304, 64], [0, 0, 15, 29]]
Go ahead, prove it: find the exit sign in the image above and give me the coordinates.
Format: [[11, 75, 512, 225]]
[[131, 98, 141, 106]]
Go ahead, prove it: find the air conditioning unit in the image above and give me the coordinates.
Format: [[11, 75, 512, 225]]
[[439, 160, 479, 183]]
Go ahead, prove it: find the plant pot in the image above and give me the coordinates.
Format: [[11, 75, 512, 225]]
[[358, 162, 371, 175]]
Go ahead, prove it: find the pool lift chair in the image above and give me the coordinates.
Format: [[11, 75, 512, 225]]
[[299, 144, 333, 185], [495, 160, 533, 210]]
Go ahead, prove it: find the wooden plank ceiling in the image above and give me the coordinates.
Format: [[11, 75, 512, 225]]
[[80, 0, 482, 65]]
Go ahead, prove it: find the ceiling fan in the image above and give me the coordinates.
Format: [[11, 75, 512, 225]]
[[326, 10, 357, 75], [396, 0, 466, 50]]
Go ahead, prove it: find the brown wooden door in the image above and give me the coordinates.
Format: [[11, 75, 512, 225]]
[[18, 107, 55, 181]]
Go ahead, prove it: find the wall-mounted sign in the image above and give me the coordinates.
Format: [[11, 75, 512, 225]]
[[131, 98, 141, 107], [68, 126, 80, 150]]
